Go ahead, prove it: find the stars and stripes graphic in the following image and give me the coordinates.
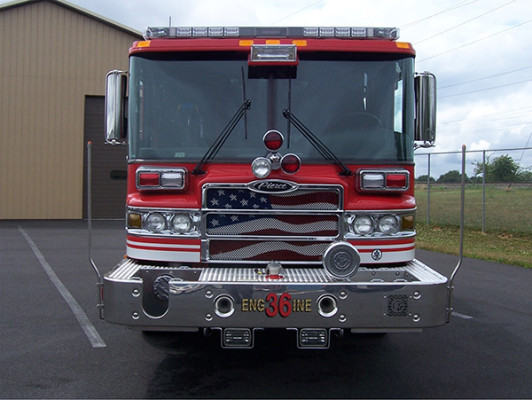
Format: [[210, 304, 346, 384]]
[[205, 188, 340, 237], [205, 188, 339, 211], [207, 213, 338, 236], [209, 240, 330, 261], [204, 185, 341, 261]]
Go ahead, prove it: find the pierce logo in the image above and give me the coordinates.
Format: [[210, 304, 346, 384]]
[[249, 180, 298, 193]]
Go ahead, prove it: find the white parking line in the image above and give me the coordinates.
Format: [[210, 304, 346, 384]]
[[452, 311, 474, 320], [18, 227, 106, 348]]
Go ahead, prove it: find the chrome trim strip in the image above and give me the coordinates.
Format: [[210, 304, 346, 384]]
[[204, 234, 339, 241], [127, 206, 200, 213], [126, 230, 201, 239], [344, 207, 417, 214], [203, 209, 341, 215], [344, 231, 416, 240], [204, 259, 324, 265]]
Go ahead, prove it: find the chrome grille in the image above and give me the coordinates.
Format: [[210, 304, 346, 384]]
[[208, 240, 331, 262], [206, 214, 338, 237], [202, 182, 343, 263], [204, 185, 341, 211]]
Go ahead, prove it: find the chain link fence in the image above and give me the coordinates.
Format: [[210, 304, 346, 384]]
[[414, 147, 532, 234]]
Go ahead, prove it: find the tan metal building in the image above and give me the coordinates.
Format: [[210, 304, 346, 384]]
[[0, 0, 141, 219]]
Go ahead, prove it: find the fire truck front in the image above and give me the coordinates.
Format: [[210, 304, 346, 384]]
[[101, 27, 442, 348]]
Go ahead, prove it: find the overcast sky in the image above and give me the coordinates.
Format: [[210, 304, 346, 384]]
[[6, 0, 532, 178]]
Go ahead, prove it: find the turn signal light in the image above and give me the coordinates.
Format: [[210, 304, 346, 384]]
[[360, 170, 409, 191], [385, 173, 408, 189], [136, 167, 186, 190], [138, 172, 160, 187]]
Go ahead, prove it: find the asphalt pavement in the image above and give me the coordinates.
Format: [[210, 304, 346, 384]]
[[1, 220, 531, 398]]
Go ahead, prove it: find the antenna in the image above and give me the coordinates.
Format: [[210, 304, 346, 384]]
[[169, 16, 172, 27]]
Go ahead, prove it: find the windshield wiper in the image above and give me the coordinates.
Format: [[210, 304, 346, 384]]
[[282, 109, 352, 176], [192, 99, 251, 175]]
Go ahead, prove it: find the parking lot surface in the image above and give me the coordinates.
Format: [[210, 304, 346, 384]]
[[1, 220, 531, 398]]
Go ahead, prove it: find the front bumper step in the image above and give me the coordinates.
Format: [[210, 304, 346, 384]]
[[103, 259, 448, 331], [108, 258, 443, 284]]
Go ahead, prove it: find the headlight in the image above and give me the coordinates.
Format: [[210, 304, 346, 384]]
[[353, 216, 374, 235], [251, 157, 272, 179], [378, 215, 400, 235], [145, 212, 166, 233], [171, 214, 192, 233]]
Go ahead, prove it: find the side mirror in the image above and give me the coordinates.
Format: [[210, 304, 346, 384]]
[[105, 70, 128, 144], [414, 72, 436, 147]]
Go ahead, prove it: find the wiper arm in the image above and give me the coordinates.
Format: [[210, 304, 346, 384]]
[[192, 99, 251, 175], [282, 109, 352, 176]]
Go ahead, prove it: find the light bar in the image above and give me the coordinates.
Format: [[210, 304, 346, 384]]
[[250, 45, 297, 63], [144, 26, 399, 41]]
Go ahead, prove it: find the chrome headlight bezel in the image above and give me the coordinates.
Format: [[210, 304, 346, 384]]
[[345, 211, 415, 238], [170, 214, 193, 234], [127, 208, 200, 236], [353, 215, 375, 236], [145, 212, 167, 233], [377, 214, 400, 235]]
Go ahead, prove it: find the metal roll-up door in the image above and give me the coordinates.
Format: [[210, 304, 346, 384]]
[[83, 96, 127, 219]]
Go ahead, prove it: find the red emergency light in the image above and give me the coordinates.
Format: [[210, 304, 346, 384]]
[[263, 130, 284, 151], [281, 154, 301, 174]]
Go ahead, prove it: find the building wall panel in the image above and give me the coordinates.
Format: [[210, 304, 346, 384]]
[[0, 0, 140, 219]]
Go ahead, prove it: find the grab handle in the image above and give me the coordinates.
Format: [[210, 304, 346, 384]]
[[447, 144, 466, 321]]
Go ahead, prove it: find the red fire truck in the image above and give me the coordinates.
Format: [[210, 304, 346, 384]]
[[96, 26, 453, 348]]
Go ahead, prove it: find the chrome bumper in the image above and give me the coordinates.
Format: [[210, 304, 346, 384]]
[[103, 258, 449, 333]]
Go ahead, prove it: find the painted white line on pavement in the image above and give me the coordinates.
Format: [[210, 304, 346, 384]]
[[452, 311, 474, 320], [18, 226, 106, 348]]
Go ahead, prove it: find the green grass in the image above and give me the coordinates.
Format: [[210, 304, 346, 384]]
[[414, 184, 532, 268], [416, 223, 532, 268], [415, 184, 532, 234]]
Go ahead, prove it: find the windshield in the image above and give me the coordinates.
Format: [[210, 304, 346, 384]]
[[128, 52, 414, 163]]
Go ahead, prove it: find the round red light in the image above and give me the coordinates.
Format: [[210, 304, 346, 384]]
[[263, 130, 284, 151], [281, 153, 301, 174]]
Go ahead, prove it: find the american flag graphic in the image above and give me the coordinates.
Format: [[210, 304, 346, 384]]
[[209, 239, 330, 261], [205, 188, 339, 211], [205, 188, 340, 237], [204, 185, 341, 261]]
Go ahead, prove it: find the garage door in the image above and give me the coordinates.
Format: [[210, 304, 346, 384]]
[[83, 96, 127, 219]]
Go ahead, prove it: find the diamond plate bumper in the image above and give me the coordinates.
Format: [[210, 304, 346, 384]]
[[103, 258, 449, 330]]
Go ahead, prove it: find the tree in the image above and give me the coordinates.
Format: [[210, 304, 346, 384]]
[[517, 170, 532, 181], [473, 154, 523, 182], [416, 175, 435, 183], [437, 170, 463, 183]]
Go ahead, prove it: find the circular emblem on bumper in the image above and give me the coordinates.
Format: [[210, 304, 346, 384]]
[[371, 249, 383, 261]]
